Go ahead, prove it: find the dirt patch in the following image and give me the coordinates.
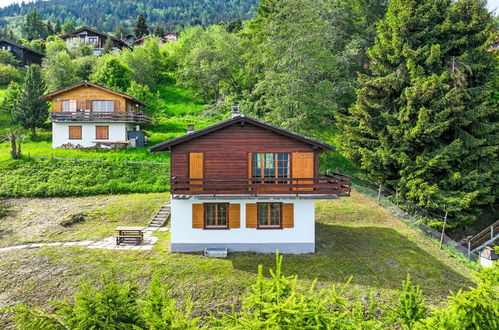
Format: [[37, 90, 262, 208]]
[[0, 195, 119, 247]]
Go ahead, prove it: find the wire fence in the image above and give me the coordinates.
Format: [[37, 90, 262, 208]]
[[351, 178, 479, 261]]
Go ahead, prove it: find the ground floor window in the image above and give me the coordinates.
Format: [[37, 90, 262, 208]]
[[95, 125, 109, 139], [204, 203, 228, 229], [257, 203, 282, 228], [68, 126, 82, 140]]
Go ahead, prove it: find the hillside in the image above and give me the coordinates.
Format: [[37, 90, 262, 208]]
[[0, 0, 258, 33]]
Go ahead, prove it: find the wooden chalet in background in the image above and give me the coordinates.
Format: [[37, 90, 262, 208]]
[[59, 27, 130, 55], [41, 81, 150, 148], [150, 108, 351, 253], [0, 38, 44, 66]]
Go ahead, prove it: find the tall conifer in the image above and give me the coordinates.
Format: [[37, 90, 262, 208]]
[[340, 0, 498, 225]]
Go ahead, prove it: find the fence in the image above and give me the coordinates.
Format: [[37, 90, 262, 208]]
[[351, 178, 479, 261], [26, 153, 170, 165]]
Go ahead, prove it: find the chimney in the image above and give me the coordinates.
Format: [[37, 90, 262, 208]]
[[231, 105, 241, 118], [187, 124, 195, 133]]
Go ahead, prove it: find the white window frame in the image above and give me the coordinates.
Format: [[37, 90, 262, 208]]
[[62, 100, 77, 112], [92, 100, 114, 112]]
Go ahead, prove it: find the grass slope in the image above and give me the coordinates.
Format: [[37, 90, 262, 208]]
[[0, 191, 475, 328]]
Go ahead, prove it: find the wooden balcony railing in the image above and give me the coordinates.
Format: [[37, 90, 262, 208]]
[[50, 111, 152, 124], [171, 175, 351, 197]]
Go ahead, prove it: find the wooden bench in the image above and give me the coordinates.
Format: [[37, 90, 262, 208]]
[[115, 226, 145, 245]]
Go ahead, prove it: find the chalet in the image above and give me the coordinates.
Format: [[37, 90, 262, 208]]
[[150, 108, 351, 254], [133, 37, 168, 47], [0, 38, 44, 66], [59, 27, 131, 55], [41, 81, 151, 148], [164, 33, 178, 42]]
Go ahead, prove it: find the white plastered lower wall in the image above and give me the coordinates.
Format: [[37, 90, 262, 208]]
[[52, 122, 135, 148]]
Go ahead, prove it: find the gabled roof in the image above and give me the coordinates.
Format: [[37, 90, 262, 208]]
[[0, 38, 45, 57], [40, 81, 147, 107], [59, 26, 130, 49], [149, 115, 336, 151]]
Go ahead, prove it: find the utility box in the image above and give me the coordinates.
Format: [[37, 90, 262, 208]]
[[479, 246, 498, 268]]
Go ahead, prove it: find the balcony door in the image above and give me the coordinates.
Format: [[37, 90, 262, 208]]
[[189, 152, 203, 192], [291, 152, 314, 191]]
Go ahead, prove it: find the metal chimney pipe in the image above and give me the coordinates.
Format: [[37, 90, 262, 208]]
[[231, 105, 241, 118], [187, 124, 195, 133]]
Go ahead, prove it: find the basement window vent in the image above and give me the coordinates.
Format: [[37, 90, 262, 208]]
[[204, 247, 228, 258]]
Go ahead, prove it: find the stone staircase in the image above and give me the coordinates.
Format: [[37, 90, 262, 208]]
[[148, 204, 171, 228]]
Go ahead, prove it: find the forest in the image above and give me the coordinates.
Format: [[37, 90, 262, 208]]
[[0, 0, 258, 33], [0, 0, 497, 231]]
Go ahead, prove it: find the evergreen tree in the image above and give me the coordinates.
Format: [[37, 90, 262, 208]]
[[115, 25, 126, 39], [103, 37, 114, 54], [46, 21, 55, 36], [340, 0, 498, 226], [21, 8, 46, 39], [134, 14, 149, 38], [13, 65, 49, 136], [54, 18, 62, 34], [153, 25, 166, 38]]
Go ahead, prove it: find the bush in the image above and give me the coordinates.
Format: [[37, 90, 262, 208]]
[[0, 64, 21, 84], [0, 50, 20, 66]]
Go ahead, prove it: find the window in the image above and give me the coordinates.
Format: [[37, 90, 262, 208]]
[[95, 126, 109, 139], [62, 100, 77, 112], [1, 45, 12, 51], [257, 203, 282, 228], [87, 37, 98, 44], [92, 101, 114, 112], [68, 126, 82, 140], [204, 203, 228, 229], [252, 153, 289, 183]]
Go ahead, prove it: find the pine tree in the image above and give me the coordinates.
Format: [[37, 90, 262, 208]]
[[54, 18, 62, 34], [134, 14, 149, 39], [46, 21, 55, 36], [13, 65, 49, 136], [153, 25, 165, 38], [22, 8, 46, 39], [340, 0, 498, 226]]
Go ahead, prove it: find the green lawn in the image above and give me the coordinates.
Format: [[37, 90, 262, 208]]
[[0, 190, 475, 327]]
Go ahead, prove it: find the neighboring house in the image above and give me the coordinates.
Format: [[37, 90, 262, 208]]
[[150, 109, 351, 254], [0, 38, 44, 66], [124, 34, 136, 45], [41, 81, 151, 148], [59, 27, 131, 55], [133, 36, 168, 47], [164, 33, 178, 42]]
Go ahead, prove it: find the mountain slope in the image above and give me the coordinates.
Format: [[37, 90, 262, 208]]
[[0, 0, 258, 33]]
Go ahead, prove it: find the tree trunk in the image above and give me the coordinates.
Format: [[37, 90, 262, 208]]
[[31, 127, 36, 136]]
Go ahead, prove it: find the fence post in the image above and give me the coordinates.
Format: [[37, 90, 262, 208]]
[[468, 241, 471, 259], [439, 211, 448, 249], [51, 153, 54, 160], [377, 184, 382, 202]]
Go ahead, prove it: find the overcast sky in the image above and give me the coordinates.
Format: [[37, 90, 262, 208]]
[[0, 0, 497, 13]]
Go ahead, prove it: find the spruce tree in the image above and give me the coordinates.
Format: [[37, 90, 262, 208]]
[[22, 8, 46, 39], [54, 18, 62, 34], [134, 15, 149, 39], [13, 65, 49, 136], [340, 0, 498, 226], [153, 25, 166, 38]]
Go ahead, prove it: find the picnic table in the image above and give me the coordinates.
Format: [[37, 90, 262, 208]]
[[115, 226, 145, 245]]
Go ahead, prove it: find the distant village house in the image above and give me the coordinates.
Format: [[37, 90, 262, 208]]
[[59, 27, 130, 55], [0, 38, 44, 66]]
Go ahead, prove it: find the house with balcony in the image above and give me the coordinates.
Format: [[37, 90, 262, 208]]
[[41, 81, 151, 148], [59, 27, 130, 55], [150, 109, 350, 254]]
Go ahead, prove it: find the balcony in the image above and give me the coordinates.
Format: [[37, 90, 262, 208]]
[[50, 111, 152, 124], [171, 174, 351, 199]]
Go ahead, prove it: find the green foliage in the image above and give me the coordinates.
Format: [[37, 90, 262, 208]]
[[121, 37, 165, 88], [392, 274, 428, 329], [61, 21, 75, 34], [27, 39, 45, 53], [91, 56, 133, 92], [21, 7, 47, 39], [134, 14, 149, 39], [0, 64, 21, 85], [339, 0, 498, 226], [141, 273, 199, 329], [12, 65, 49, 135], [73, 55, 97, 81], [0, 81, 22, 120], [0, 49, 20, 66], [103, 36, 114, 54], [43, 50, 78, 92], [126, 81, 162, 116]]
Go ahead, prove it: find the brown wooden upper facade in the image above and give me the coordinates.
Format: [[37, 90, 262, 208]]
[[41, 81, 151, 124], [150, 115, 350, 198]]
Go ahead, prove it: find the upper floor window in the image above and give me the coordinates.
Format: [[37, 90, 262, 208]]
[[1, 45, 12, 51], [257, 203, 281, 228], [87, 37, 98, 44], [62, 100, 77, 112], [252, 153, 289, 183], [204, 203, 228, 229], [93, 101, 114, 112]]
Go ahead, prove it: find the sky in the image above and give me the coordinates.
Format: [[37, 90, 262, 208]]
[[0, 0, 497, 12]]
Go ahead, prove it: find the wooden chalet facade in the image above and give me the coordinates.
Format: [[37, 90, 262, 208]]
[[150, 110, 350, 253], [59, 27, 130, 55], [0, 38, 44, 66], [41, 81, 150, 148]]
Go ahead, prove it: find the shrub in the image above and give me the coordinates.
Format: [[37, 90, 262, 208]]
[[0, 64, 21, 84], [0, 49, 20, 66], [391, 274, 428, 329]]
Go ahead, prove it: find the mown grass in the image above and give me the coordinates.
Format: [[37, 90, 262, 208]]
[[0, 191, 475, 328]]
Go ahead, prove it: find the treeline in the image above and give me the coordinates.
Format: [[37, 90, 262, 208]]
[[4, 254, 498, 329], [0, 0, 258, 33], [168, 0, 498, 228]]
